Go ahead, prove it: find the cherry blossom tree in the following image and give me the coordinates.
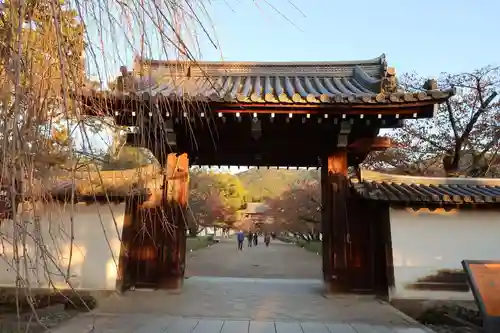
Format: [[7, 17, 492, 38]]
[[187, 169, 246, 236], [265, 179, 321, 241], [365, 66, 500, 176]]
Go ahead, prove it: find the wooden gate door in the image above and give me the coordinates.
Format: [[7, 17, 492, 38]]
[[128, 208, 162, 288], [345, 198, 375, 293]]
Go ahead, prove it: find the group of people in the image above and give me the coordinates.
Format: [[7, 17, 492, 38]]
[[236, 231, 271, 251]]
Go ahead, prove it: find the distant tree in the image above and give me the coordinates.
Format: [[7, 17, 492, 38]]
[[237, 169, 318, 200], [265, 179, 321, 241], [187, 170, 247, 236], [101, 146, 158, 170], [365, 66, 500, 177]]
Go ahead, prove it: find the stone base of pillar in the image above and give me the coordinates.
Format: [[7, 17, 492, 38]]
[[324, 275, 349, 294], [157, 276, 184, 291]]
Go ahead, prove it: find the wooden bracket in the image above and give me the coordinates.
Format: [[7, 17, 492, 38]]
[[337, 120, 351, 148], [348, 137, 392, 152], [165, 119, 176, 147]]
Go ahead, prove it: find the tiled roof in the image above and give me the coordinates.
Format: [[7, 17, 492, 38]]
[[47, 179, 150, 203], [245, 202, 270, 214], [351, 170, 500, 204], [88, 55, 454, 106], [41, 165, 162, 203]]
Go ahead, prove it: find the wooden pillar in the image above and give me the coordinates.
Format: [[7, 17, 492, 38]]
[[157, 153, 189, 289], [116, 196, 135, 293], [321, 151, 349, 292]]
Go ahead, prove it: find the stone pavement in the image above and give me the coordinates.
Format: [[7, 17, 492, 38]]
[[49, 313, 431, 332], [48, 237, 432, 332]]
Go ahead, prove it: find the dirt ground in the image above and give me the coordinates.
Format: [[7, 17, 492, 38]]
[[185, 236, 323, 279]]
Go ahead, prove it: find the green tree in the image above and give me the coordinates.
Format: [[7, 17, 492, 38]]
[[188, 170, 247, 236], [101, 146, 158, 170], [237, 168, 318, 200]]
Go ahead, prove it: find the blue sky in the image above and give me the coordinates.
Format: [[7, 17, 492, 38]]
[[85, 0, 499, 81], [82, 0, 499, 170]]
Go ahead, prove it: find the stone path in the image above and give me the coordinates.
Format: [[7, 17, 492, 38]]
[[49, 313, 431, 333], [92, 277, 415, 323], [185, 237, 322, 279], [48, 237, 432, 332]]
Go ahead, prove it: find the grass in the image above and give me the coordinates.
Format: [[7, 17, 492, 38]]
[[186, 236, 215, 252], [277, 236, 322, 255], [299, 241, 322, 255]]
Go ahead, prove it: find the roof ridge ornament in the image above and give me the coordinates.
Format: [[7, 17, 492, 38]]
[[423, 78, 438, 90], [379, 53, 387, 66], [381, 67, 398, 94]]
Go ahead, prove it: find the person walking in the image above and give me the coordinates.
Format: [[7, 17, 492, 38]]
[[237, 230, 244, 251], [264, 233, 271, 247], [253, 232, 258, 246], [247, 232, 253, 247]]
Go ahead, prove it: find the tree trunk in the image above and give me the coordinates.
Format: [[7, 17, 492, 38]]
[[188, 227, 197, 237], [297, 232, 308, 241]]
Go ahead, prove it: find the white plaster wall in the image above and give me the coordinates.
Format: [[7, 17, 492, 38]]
[[389, 208, 500, 300], [200, 227, 228, 237], [0, 201, 125, 290]]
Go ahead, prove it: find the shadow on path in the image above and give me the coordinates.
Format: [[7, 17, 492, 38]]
[[92, 239, 415, 324], [48, 240, 426, 331], [95, 277, 415, 325]]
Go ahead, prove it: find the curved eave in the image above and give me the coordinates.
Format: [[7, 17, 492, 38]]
[[78, 89, 453, 111]]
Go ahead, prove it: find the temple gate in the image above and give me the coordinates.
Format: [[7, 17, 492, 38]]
[[80, 54, 453, 294]]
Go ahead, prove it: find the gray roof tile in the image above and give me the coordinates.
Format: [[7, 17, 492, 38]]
[[352, 170, 500, 204], [86, 55, 454, 106]]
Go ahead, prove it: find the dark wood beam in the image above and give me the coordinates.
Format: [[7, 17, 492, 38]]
[[348, 137, 392, 152]]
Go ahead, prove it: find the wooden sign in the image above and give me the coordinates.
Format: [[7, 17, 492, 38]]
[[462, 260, 500, 332]]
